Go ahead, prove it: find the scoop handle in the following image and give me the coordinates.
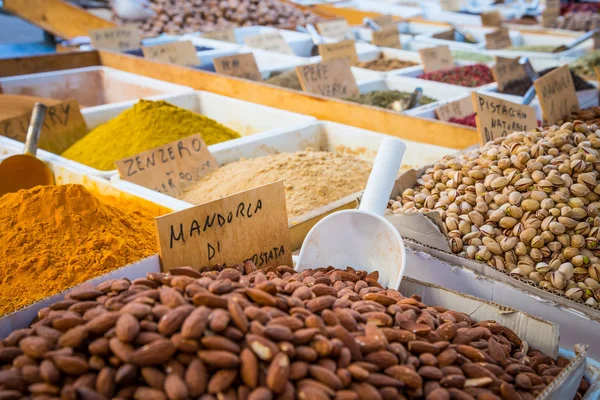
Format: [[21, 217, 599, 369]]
[[24, 103, 47, 157], [306, 24, 323, 45], [364, 18, 382, 32], [359, 137, 405, 216], [565, 29, 597, 51]]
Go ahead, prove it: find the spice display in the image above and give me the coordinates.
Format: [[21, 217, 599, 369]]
[[265, 70, 303, 91], [114, 0, 323, 36], [180, 150, 372, 219], [570, 50, 600, 80], [355, 56, 418, 72], [344, 90, 436, 110], [0, 184, 157, 317], [448, 114, 477, 128], [61, 100, 240, 171], [0, 263, 589, 399], [548, 12, 600, 31], [389, 122, 600, 307], [499, 67, 594, 96], [504, 45, 558, 53], [450, 50, 494, 63], [418, 64, 495, 88]]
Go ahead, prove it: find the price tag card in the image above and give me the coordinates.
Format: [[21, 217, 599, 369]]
[[541, 9, 559, 27], [244, 32, 294, 55], [440, 0, 462, 11], [372, 25, 402, 49], [534, 65, 580, 126], [89, 26, 141, 51], [471, 92, 538, 146], [372, 14, 395, 27], [318, 39, 358, 65], [418, 45, 454, 73], [142, 41, 199, 66], [485, 28, 511, 50], [544, 0, 560, 13], [0, 98, 87, 154], [432, 29, 455, 40], [481, 11, 503, 27], [316, 19, 352, 40], [201, 29, 237, 43], [492, 57, 529, 92], [296, 58, 360, 99], [115, 134, 218, 197], [435, 96, 474, 122], [213, 53, 263, 81], [155, 181, 293, 271]]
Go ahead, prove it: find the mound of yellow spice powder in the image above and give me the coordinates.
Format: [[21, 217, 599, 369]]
[[0, 184, 157, 317], [61, 99, 241, 171]]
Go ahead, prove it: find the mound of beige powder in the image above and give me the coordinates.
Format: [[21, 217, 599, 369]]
[[179, 150, 372, 219]]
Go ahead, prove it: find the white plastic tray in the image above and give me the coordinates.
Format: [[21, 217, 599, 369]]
[[0, 66, 195, 110], [112, 120, 455, 213], [0, 91, 317, 179], [392, 61, 497, 92], [487, 32, 594, 59], [415, 26, 523, 51]]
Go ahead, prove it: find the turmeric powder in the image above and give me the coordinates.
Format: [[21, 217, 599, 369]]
[[0, 184, 157, 316], [61, 99, 241, 171]]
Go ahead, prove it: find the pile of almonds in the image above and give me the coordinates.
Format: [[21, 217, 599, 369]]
[[0, 262, 589, 399], [389, 122, 600, 307], [114, 0, 323, 37]]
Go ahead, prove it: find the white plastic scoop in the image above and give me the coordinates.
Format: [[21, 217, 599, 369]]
[[296, 137, 407, 289]]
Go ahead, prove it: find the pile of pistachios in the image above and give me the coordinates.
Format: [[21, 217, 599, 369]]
[[388, 122, 600, 307]]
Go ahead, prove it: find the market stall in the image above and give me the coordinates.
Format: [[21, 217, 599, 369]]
[[2, 0, 600, 399]]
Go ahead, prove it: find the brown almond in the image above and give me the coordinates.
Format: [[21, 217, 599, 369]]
[[198, 350, 240, 368], [184, 359, 207, 397], [207, 369, 237, 394], [488, 338, 509, 366], [246, 288, 277, 307], [419, 366, 443, 380], [120, 302, 152, 319], [141, 367, 166, 389], [85, 312, 120, 334], [192, 292, 228, 308], [164, 373, 188, 400], [58, 325, 89, 349], [19, 336, 50, 359], [96, 367, 116, 398], [408, 340, 441, 355], [247, 334, 279, 361], [306, 296, 337, 313], [427, 387, 451, 400], [380, 327, 416, 343], [440, 375, 466, 389], [500, 382, 522, 400], [116, 313, 139, 343], [134, 387, 167, 400], [240, 348, 259, 388], [385, 365, 422, 390], [200, 336, 240, 353], [267, 352, 290, 394], [208, 309, 230, 332], [309, 365, 342, 390], [158, 305, 194, 336], [129, 338, 176, 366], [180, 306, 210, 339], [108, 338, 134, 363], [53, 355, 89, 375], [457, 345, 486, 362], [399, 321, 432, 336], [40, 359, 60, 383], [228, 298, 249, 333]]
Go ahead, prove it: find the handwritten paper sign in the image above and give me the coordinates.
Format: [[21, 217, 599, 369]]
[[534, 65, 580, 125], [89, 27, 141, 51], [213, 53, 263, 81], [142, 41, 199, 66], [372, 25, 402, 49], [544, 0, 560, 13], [432, 29, 455, 40], [116, 135, 218, 197], [155, 181, 292, 271], [440, 0, 462, 11], [244, 32, 294, 55], [418, 46, 454, 73], [541, 9, 559, 27], [296, 58, 360, 99], [471, 92, 538, 146], [316, 19, 352, 40], [481, 11, 503, 27], [485, 28, 511, 50], [492, 57, 529, 92], [201, 29, 237, 43], [0, 98, 87, 154], [435, 96, 474, 122], [318, 40, 358, 65], [372, 14, 395, 27]]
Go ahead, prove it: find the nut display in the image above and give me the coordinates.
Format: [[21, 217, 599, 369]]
[[560, 106, 600, 126], [0, 263, 588, 399], [418, 64, 495, 88], [355, 56, 418, 72], [389, 122, 600, 307], [114, 0, 323, 36], [548, 12, 600, 31], [570, 51, 600, 80]]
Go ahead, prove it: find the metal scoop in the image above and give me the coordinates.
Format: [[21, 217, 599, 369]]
[[0, 103, 54, 196], [552, 29, 598, 53], [519, 57, 540, 105], [448, 22, 478, 44], [390, 87, 423, 112], [296, 137, 407, 289], [304, 24, 324, 56]]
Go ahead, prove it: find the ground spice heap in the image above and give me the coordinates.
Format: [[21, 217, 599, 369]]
[[418, 64, 494, 88], [355, 56, 417, 72], [180, 150, 372, 219], [61, 100, 241, 171], [0, 184, 157, 317], [448, 114, 477, 128], [265, 70, 303, 91], [344, 90, 436, 110], [499, 67, 594, 96]]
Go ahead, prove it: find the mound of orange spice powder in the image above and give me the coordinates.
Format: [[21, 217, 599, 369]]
[[0, 184, 158, 316]]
